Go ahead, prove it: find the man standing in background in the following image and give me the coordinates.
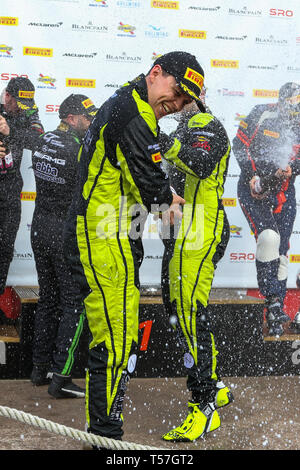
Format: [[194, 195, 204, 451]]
[[0, 77, 44, 300], [30, 94, 97, 399]]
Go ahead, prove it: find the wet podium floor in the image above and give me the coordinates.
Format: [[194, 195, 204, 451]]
[[0, 376, 299, 452]]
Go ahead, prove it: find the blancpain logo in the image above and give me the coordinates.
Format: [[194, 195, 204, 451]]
[[13, 250, 33, 260], [287, 65, 300, 73], [72, 22, 108, 32], [105, 52, 141, 63], [255, 35, 288, 46], [229, 7, 262, 16]]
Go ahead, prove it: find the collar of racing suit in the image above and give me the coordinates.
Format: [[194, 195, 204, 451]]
[[128, 73, 149, 104], [57, 121, 82, 145]]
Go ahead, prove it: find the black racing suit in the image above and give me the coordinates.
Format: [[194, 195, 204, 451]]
[[232, 103, 300, 306], [0, 105, 44, 294], [31, 122, 86, 375]]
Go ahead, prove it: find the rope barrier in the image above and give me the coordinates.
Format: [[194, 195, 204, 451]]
[[0, 405, 167, 451]]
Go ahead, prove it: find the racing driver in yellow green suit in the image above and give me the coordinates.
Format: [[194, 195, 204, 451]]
[[63, 51, 206, 443], [159, 99, 233, 441]]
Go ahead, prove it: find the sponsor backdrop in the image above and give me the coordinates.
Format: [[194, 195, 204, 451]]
[[1, 0, 299, 289]]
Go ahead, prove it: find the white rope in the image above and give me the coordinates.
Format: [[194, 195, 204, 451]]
[[0, 405, 166, 451]]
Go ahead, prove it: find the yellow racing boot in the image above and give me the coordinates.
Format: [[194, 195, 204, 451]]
[[215, 381, 234, 409], [162, 402, 220, 442]]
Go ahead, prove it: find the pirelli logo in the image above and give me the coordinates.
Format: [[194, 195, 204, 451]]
[[287, 94, 300, 105], [82, 98, 94, 108], [253, 89, 278, 98], [211, 60, 239, 68], [21, 192, 36, 201], [0, 17, 18, 26], [23, 47, 53, 57], [151, 152, 162, 163], [222, 198, 236, 207], [66, 78, 96, 88], [263, 129, 280, 138], [184, 67, 204, 90], [19, 90, 35, 99], [179, 30, 206, 39], [151, 1, 179, 9], [290, 254, 300, 263]]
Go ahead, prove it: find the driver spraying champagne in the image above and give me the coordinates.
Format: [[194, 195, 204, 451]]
[[233, 82, 300, 336]]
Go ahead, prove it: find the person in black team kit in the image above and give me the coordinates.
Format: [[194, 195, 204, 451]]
[[232, 82, 300, 336], [30, 94, 97, 398], [0, 77, 44, 298]]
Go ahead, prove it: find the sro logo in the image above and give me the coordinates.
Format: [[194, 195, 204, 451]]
[[230, 252, 255, 261], [45, 104, 60, 113], [270, 8, 293, 17], [1, 72, 28, 81]]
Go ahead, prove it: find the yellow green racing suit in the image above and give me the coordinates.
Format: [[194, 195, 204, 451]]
[[159, 110, 231, 405], [63, 75, 173, 439]]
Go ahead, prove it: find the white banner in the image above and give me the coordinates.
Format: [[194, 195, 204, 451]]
[[1, 0, 299, 288]]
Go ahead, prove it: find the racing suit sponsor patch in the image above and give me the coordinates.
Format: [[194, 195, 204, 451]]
[[184, 67, 204, 90], [19, 90, 35, 99], [82, 98, 94, 108], [263, 129, 280, 138], [152, 152, 162, 163], [239, 120, 248, 129]]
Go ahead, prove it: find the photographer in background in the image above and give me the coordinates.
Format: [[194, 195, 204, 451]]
[[0, 77, 44, 298], [232, 82, 300, 336]]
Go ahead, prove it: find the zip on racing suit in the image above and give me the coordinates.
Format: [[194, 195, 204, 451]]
[[232, 101, 300, 328], [31, 122, 86, 375], [159, 109, 231, 405], [63, 75, 174, 439], [0, 104, 44, 295]]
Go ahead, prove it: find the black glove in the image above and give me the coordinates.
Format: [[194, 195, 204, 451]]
[[159, 131, 174, 155]]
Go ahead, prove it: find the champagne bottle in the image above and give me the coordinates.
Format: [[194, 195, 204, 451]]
[[0, 133, 13, 174]]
